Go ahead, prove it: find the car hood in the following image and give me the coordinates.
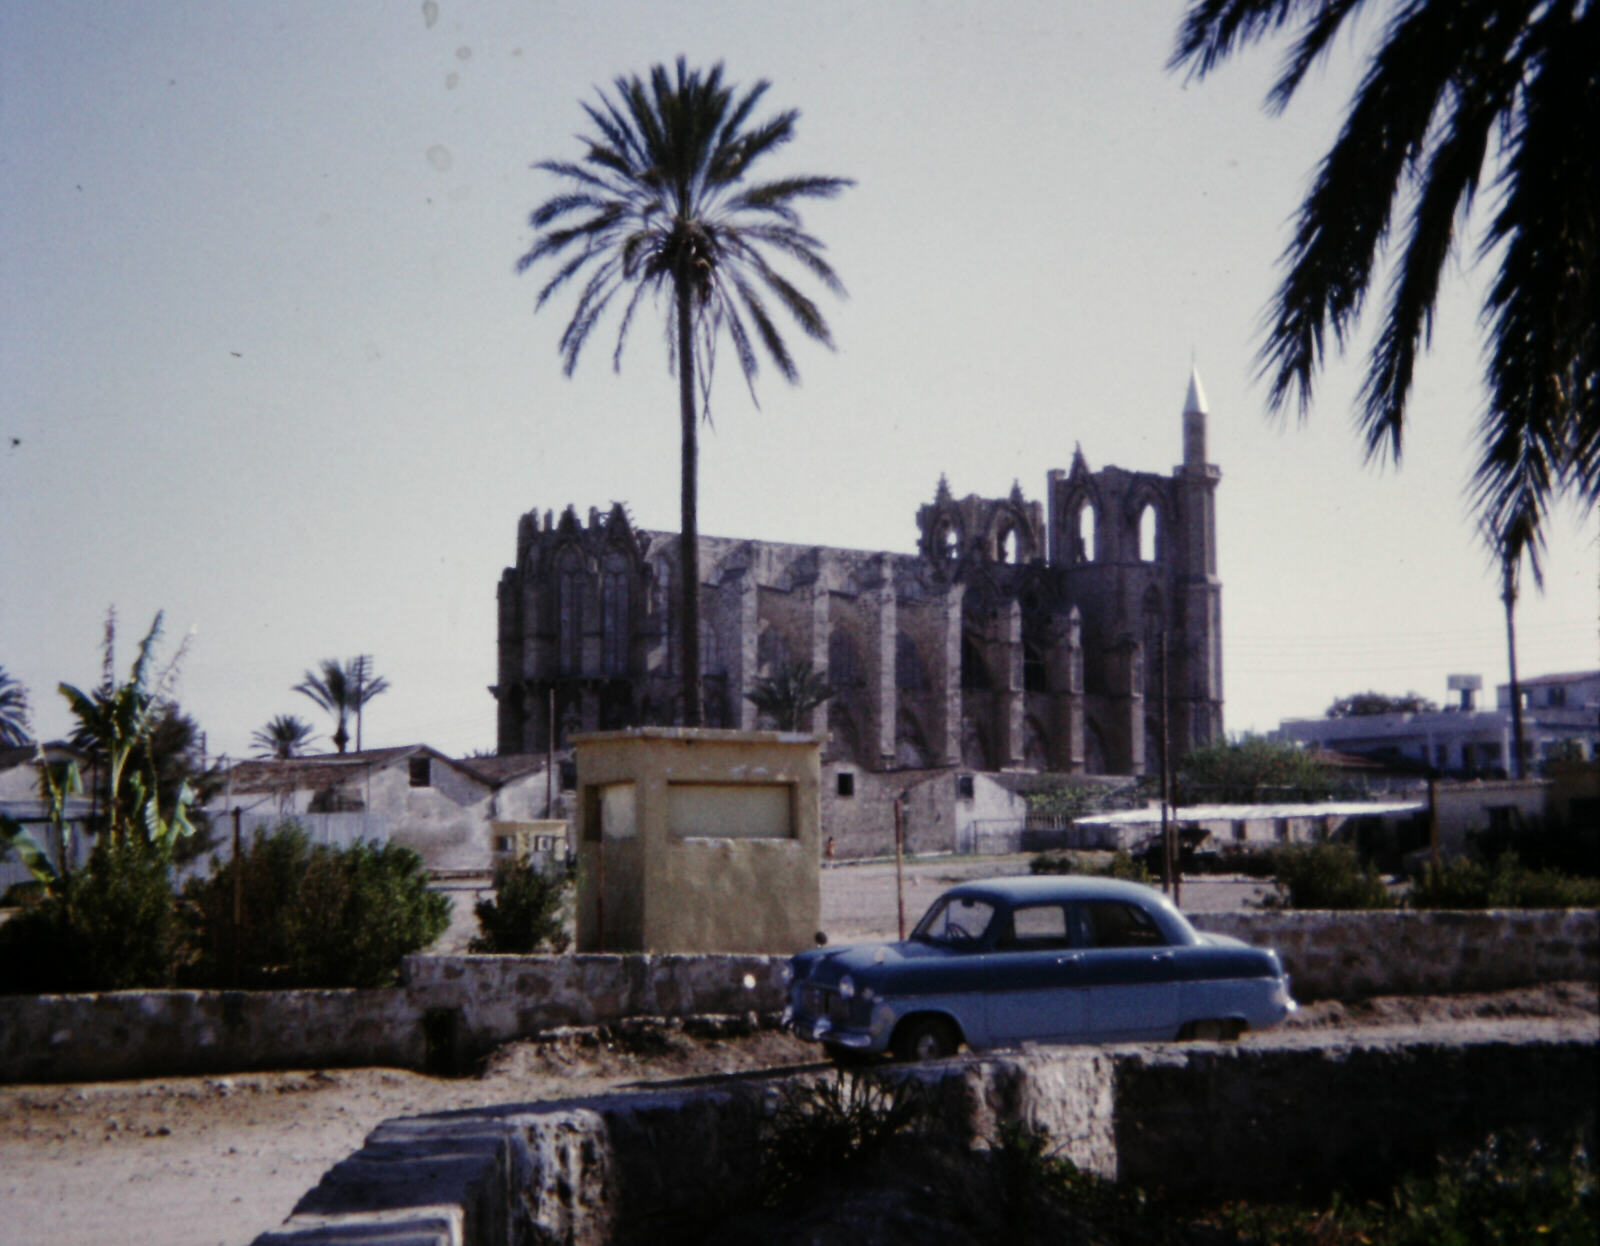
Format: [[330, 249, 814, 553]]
[[791, 938, 949, 984]]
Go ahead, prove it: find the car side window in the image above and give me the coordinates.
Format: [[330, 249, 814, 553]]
[[1079, 900, 1167, 948], [914, 896, 997, 948], [1000, 903, 1070, 950]]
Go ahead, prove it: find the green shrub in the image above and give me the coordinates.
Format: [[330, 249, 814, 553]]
[[1469, 820, 1600, 879], [1029, 849, 1150, 882], [470, 856, 572, 953], [0, 839, 184, 993], [1268, 842, 1397, 909], [183, 822, 450, 988], [760, 1070, 929, 1207], [1411, 852, 1600, 909]]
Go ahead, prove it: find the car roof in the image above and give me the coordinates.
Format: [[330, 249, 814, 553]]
[[939, 874, 1170, 905]]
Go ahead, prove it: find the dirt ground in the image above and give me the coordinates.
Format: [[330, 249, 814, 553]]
[[0, 857, 1593, 1246]]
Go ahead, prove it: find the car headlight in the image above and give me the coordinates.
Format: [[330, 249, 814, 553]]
[[838, 974, 856, 1000]]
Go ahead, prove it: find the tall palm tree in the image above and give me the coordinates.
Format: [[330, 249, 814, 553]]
[[518, 58, 851, 726], [250, 714, 320, 760], [294, 658, 389, 754], [0, 666, 30, 747], [1170, 1, 1599, 563]]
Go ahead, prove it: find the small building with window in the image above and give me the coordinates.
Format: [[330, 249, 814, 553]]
[[202, 746, 563, 873]]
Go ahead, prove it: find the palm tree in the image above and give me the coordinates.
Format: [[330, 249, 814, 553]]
[[0, 666, 30, 747], [251, 714, 320, 760], [518, 59, 851, 726], [1170, 1, 1599, 563], [294, 657, 389, 754], [744, 659, 835, 732]]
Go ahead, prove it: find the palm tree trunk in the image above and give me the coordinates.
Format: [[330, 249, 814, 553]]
[[677, 278, 703, 727]]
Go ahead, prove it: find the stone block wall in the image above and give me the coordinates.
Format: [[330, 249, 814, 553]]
[[2, 909, 1594, 1083], [257, 1030, 1598, 1246], [0, 988, 421, 1085], [1190, 908, 1598, 1001]]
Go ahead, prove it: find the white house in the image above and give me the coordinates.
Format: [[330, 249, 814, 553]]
[[203, 746, 562, 874], [1276, 671, 1600, 776]]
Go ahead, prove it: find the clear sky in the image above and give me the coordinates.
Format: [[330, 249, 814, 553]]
[[3, 0, 1595, 761]]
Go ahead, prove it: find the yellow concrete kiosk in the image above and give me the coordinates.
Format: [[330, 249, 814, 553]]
[[574, 728, 822, 953]]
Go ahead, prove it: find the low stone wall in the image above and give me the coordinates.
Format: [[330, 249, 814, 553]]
[[0, 989, 421, 1086], [405, 952, 786, 1070], [1189, 908, 1599, 1000], [0, 954, 785, 1085], [2, 910, 1594, 1083], [257, 1027, 1598, 1246]]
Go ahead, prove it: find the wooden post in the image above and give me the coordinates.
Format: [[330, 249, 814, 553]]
[[894, 793, 906, 940]]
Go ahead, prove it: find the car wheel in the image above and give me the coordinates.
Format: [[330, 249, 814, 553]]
[[892, 1016, 959, 1062], [1182, 1018, 1244, 1041]]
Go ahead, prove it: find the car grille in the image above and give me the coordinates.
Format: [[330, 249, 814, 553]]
[[800, 985, 853, 1024]]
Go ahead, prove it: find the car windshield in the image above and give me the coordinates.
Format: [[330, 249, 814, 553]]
[[911, 895, 997, 948]]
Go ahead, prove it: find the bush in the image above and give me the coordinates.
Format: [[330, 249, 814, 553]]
[[1029, 849, 1150, 883], [1175, 735, 1347, 805], [470, 856, 572, 953], [1267, 842, 1397, 909], [760, 1070, 929, 1207], [0, 840, 184, 994], [1410, 852, 1600, 910], [183, 822, 450, 988], [1469, 820, 1600, 879]]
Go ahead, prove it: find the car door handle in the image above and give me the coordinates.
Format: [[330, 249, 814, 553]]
[[1149, 950, 1174, 962], [1055, 953, 1082, 966]]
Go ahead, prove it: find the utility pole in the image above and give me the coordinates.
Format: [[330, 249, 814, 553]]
[[1501, 554, 1526, 780]]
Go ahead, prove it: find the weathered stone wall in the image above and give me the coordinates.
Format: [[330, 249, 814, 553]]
[[0, 954, 784, 1085], [2, 909, 1594, 1083], [256, 1029, 1597, 1246], [1189, 908, 1599, 1001], [0, 988, 422, 1085]]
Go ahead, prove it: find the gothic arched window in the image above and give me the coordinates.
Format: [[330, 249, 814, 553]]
[[1138, 503, 1159, 562], [1076, 502, 1097, 563], [557, 552, 584, 675], [600, 554, 629, 677]]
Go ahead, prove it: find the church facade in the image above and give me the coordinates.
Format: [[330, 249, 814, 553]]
[[495, 373, 1223, 776]]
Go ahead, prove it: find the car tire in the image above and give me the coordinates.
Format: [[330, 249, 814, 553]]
[[892, 1016, 959, 1062], [1181, 1018, 1244, 1041]]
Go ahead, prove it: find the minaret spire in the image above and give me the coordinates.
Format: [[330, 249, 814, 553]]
[[1183, 362, 1208, 469]]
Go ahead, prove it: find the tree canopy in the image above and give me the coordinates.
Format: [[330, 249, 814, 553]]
[[1175, 735, 1344, 804], [1171, 0, 1599, 562], [744, 659, 835, 731], [1325, 690, 1440, 718]]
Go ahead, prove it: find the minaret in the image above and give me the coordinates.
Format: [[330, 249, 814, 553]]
[[1173, 362, 1222, 749], [1183, 362, 1208, 472]]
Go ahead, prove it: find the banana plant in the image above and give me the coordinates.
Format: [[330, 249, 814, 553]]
[[57, 611, 196, 853], [0, 751, 80, 888]]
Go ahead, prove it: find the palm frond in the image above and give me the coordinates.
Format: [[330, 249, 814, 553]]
[[1169, 0, 1307, 79], [1264, 0, 1370, 114]]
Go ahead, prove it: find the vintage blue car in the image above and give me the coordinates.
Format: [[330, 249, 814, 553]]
[[785, 875, 1297, 1061]]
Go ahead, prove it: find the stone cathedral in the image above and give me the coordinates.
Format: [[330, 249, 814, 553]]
[[495, 371, 1223, 776]]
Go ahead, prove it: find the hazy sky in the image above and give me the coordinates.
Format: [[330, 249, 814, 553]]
[[3, 0, 1595, 760]]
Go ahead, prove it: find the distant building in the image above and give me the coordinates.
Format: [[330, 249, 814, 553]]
[[203, 746, 560, 873], [494, 370, 1225, 778], [1276, 671, 1600, 776]]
